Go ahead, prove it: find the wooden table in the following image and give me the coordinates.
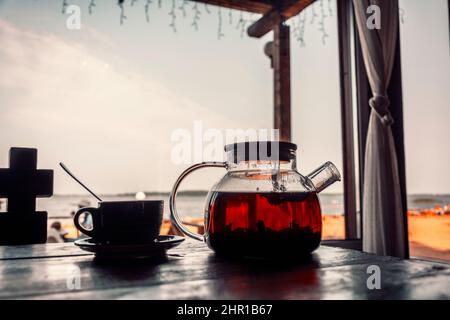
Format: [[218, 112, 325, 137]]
[[1, 240, 449, 299]]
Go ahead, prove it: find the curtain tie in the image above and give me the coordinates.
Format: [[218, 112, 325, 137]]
[[369, 95, 394, 126]]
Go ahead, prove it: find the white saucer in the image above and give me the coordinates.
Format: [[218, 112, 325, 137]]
[[74, 235, 185, 259]]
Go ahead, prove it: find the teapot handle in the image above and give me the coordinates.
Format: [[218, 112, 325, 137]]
[[169, 162, 227, 241]]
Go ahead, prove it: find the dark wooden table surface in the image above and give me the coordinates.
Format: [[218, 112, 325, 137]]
[[1, 240, 449, 299]]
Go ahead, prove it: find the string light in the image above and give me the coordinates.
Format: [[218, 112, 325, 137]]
[[294, 11, 306, 47], [310, 2, 318, 24], [88, 0, 96, 14], [58, 0, 333, 44], [179, 0, 188, 18], [204, 3, 211, 14], [399, 7, 405, 23], [61, 0, 68, 14], [318, 0, 329, 45], [169, 0, 177, 32], [320, 0, 327, 19], [217, 7, 224, 39], [118, 0, 127, 25], [145, 0, 152, 22], [236, 11, 247, 38], [191, 2, 201, 30]]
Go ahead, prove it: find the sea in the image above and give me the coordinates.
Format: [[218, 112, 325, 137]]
[[1, 192, 446, 223]]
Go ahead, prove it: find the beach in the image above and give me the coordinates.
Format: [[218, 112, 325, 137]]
[[31, 193, 450, 262], [408, 214, 450, 262], [322, 209, 450, 262]]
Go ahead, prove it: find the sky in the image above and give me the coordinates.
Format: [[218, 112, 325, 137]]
[[0, 0, 448, 195]]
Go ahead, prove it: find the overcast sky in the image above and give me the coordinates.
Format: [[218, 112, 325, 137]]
[[0, 0, 448, 195]]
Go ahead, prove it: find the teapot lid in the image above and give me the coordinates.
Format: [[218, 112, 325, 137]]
[[224, 141, 297, 163]]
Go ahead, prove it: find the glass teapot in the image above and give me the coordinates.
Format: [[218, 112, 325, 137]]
[[169, 141, 340, 258]]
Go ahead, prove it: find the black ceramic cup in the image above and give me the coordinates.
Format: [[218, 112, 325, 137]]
[[74, 200, 163, 244]]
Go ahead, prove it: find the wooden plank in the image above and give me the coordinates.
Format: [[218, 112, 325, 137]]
[[247, 0, 315, 38], [323, 239, 362, 251], [0, 241, 449, 299], [0, 240, 205, 260], [21, 268, 450, 300], [32, 261, 450, 300], [0, 242, 389, 299], [188, 0, 274, 14], [337, 0, 358, 239], [273, 23, 291, 142], [0, 243, 90, 260]]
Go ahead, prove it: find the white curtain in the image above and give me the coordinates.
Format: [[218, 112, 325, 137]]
[[353, 0, 406, 257]]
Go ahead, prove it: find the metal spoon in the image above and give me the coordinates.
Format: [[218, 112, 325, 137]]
[[59, 162, 103, 202]]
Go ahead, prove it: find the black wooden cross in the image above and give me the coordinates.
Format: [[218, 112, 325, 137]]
[[0, 148, 53, 245]]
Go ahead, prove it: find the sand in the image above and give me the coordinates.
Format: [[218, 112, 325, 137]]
[[321, 214, 450, 262], [408, 215, 450, 261], [322, 215, 345, 240]]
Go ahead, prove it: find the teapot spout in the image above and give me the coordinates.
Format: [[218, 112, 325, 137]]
[[307, 161, 341, 193]]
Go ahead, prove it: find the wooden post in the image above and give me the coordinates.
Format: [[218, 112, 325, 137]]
[[337, 0, 358, 239], [388, 19, 409, 258], [273, 23, 291, 142], [353, 6, 371, 238]]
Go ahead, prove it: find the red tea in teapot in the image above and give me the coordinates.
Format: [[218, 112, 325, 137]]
[[205, 191, 322, 258]]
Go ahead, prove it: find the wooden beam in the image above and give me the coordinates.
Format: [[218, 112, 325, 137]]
[[337, 0, 358, 239], [248, 0, 316, 38], [280, 0, 316, 16], [248, 9, 282, 38], [273, 23, 291, 142], [188, 0, 274, 14]]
